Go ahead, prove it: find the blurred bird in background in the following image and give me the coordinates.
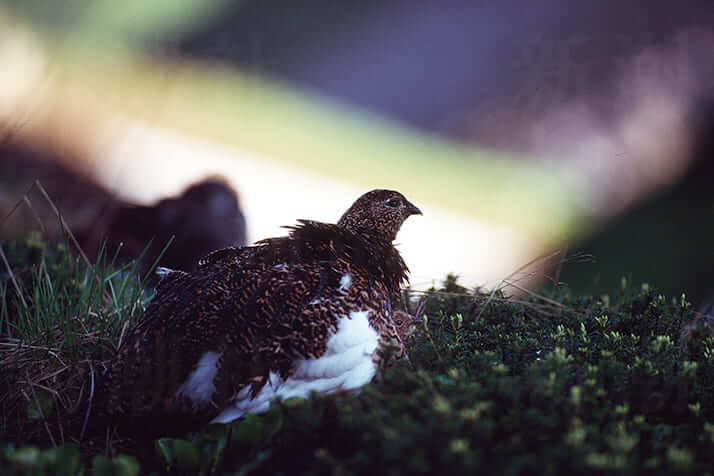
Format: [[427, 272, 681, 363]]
[[0, 143, 246, 272]]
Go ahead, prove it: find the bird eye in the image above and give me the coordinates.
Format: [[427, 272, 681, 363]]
[[386, 198, 400, 208]]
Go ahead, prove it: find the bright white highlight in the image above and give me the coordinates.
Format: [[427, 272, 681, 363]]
[[339, 273, 352, 290]]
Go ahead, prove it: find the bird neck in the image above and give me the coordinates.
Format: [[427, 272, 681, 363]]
[[342, 223, 396, 244], [286, 220, 409, 295]]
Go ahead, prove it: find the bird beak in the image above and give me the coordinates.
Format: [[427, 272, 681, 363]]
[[406, 201, 423, 216]]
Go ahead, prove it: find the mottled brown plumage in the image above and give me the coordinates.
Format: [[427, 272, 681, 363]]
[[97, 189, 420, 433]]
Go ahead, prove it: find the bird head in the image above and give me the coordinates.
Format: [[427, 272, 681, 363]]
[[337, 189, 422, 242]]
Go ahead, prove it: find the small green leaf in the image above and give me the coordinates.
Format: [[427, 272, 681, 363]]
[[92, 453, 139, 476], [171, 439, 200, 471], [283, 397, 307, 408], [92, 455, 112, 475], [236, 413, 264, 444], [40, 445, 82, 475], [7, 446, 41, 466]]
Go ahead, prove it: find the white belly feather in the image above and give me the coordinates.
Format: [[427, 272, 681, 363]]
[[176, 310, 379, 424], [176, 351, 222, 410]]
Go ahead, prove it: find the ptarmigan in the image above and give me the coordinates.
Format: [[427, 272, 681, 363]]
[[97, 189, 421, 432]]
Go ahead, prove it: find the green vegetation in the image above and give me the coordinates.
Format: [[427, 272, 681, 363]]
[[0, 233, 150, 355], [2, 238, 714, 475], [0, 234, 153, 449]]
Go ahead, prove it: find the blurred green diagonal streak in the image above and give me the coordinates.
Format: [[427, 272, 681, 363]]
[[2, 0, 233, 47], [30, 45, 595, 243], [0, 0, 595, 245]]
